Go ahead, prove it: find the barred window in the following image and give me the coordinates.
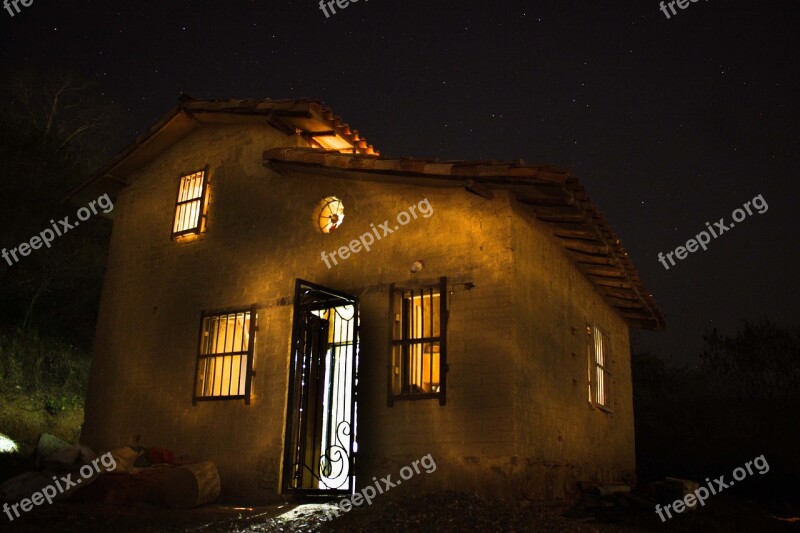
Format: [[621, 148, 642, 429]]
[[588, 326, 610, 408], [388, 277, 447, 406], [172, 168, 208, 237], [193, 307, 256, 404]]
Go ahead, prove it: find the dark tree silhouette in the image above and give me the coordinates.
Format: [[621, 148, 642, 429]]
[[701, 320, 800, 401], [0, 72, 119, 345], [634, 320, 800, 506]]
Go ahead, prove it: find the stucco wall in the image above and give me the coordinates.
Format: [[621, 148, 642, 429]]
[[508, 200, 636, 499], [82, 122, 528, 501]]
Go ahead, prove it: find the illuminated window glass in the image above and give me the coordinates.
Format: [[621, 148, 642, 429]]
[[193, 307, 257, 404], [317, 196, 344, 233], [172, 168, 208, 237], [389, 277, 448, 405], [589, 326, 610, 408]]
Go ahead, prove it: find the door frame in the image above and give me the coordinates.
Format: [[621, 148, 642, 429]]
[[282, 279, 359, 496]]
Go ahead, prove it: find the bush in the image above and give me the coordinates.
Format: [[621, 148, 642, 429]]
[[0, 326, 90, 407]]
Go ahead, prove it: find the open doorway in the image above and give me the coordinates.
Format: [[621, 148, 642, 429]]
[[282, 280, 359, 496]]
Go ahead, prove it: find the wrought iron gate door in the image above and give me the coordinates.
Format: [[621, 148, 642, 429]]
[[283, 280, 358, 495]]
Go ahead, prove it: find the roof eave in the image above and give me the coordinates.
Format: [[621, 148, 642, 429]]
[[65, 97, 380, 205], [263, 148, 665, 330]]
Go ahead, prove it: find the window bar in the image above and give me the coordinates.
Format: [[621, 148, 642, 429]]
[[192, 311, 206, 405], [239, 311, 247, 396], [232, 314, 239, 396], [207, 318, 214, 395], [180, 173, 191, 230], [197, 319, 205, 398], [178, 202, 184, 234], [439, 276, 448, 406], [188, 173, 198, 229], [429, 287, 434, 392], [209, 316, 218, 397], [228, 322, 235, 396], [418, 288, 423, 393], [410, 291, 415, 391], [196, 166, 209, 232], [239, 312, 247, 396], [182, 183, 190, 229], [341, 313, 347, 422], [593, 328, 597, 404], [202, 316, 214, 397], [238, 312, 246, 395], [327, 311, 336, 449], [402, 291, 410, 393], [387, 284, 396, 407], [217, 313, 229, 397], [227, 314, 235, 395], [214, 315, 222, 395], [412, 291, 417, 392], [243, 307, 255, 404], [400, 291, 406, 393], [189, 197, 196, 228]]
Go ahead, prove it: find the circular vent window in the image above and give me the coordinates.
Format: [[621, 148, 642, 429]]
[[316, 196, 344, 233]]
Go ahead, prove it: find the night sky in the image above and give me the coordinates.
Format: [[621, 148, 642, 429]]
[[1, 0, 798, 364]]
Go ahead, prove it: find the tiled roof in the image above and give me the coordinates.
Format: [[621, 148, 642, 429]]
[[179, 97, 378, 155], [264, 148, 665, 330], [66, 96, 378, 203]]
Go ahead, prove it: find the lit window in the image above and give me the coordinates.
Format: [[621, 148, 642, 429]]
[[316, 196, 344, 233], [172, 168, 208, 237], [388, 277, 447, 405], [193, 307, 257, 404], [588, 326, 610, 408], [309, 134, 354, 152]]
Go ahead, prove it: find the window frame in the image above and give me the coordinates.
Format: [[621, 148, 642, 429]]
[[588, 325, 612, 412], [387, 276, 448, 407], [171, 166, 209, 239], [192, 305, 258, 405]]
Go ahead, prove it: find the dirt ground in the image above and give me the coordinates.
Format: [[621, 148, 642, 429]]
[[3, 490, 798, 532]]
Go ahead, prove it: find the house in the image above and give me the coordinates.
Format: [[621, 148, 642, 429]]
[[70, 96, 664, 503]]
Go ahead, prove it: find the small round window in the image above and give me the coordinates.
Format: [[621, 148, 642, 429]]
[[316, 196, 344, 233]]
